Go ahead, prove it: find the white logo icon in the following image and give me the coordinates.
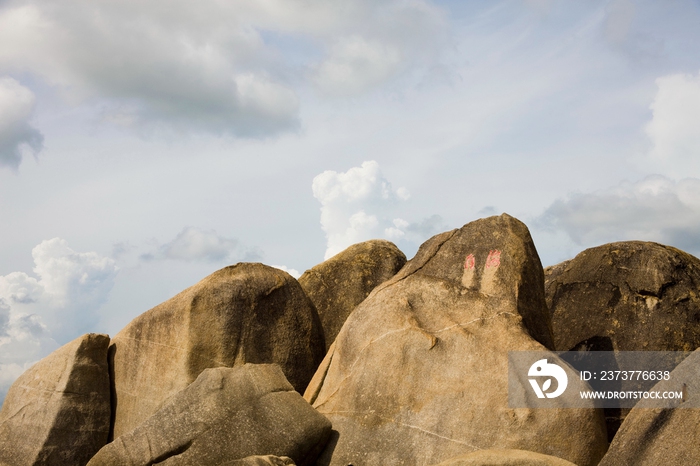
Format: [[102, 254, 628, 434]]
[[528, 359, 568, 399]]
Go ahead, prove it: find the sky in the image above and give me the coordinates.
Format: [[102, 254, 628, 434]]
[[1, 0, 700, 400]]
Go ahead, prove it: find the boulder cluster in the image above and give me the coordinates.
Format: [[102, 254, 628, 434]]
[[1, 215, 699, 465]]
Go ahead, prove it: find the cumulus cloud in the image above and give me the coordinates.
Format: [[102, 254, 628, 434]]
[[538, 176, 700, 253], [0, 0, 447, 136], [0, 77, 43, 169], [0, 239, 117, 401], [141, 226, 261, 263], [645, 71, 700, 178], [313, 160, 420, 259]]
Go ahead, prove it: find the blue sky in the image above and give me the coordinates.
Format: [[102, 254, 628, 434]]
[[1, 0, 700, 398]]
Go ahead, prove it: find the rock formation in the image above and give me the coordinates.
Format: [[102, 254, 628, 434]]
[[545, 241, 700, 440], [545, 241, 700, 352], [298, 239, 406, 350], [597, 349, 700, 465], [430, 449, 578, 466], [221, 456, 296, 466], [0, 333, 111, 466], [110, 263, 325, 438], [88, 365, 331, 466], [304, 214, 607, 466], [6, 216, 700, 466]]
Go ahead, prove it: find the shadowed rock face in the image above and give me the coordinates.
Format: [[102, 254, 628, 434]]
[[0, 333, 111, 466], [304, 214, 606, 466], [545, 242, 700, 442], [545, 241, 700, 352], [598, 349, 700, 466], [299, 239, 407, 351], [110, 263, 325, 438], [430, 449, 578, 466], [88, 365, 331, 466]]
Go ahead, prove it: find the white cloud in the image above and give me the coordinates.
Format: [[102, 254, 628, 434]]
[[645, 71, 700, 178], [270, 265, 301, 279], [314, 36, 402, 96], [0, 237, 117, 343], [0, 238, 117, 401], [0, 77, 43, 169], [0, 0, 447, 136], [312, 0, 447, 96], [31, 239, 118, 312], [142, 226, 260, 263], [0, 299, 8, 337], [538, 175, 700, 253], [384, 217, 409, 240], [312, 160, 415, 259]]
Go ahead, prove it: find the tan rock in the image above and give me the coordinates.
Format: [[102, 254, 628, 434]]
[[598, 348, 700, 466], [110, 263, 325, 437], [88, 365, 331, 466], [431, 449, 578, 466], [304, 214, 607, 466], [0, 333, 111, 466], [299, 239, 406, 350], [220, 455, 296, 466]]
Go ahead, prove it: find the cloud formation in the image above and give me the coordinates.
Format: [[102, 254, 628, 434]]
[[0, 0, 446, 136], [312, 0, 446, 97], [0, 77, 43, 169], [312, 160, 417, 259], [646, 71, 700, 178], [141, 227, 261, 263], [0, 239, 118, 401], [538, 176, 700, 253]]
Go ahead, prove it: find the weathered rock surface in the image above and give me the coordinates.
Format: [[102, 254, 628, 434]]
[[545, 241, 700, 352], [221, 455, 296, 466], [110, 263, 325, 438], [597, 348, 700, 466], [298, 239, 406, 350], [0, 333, 111, 466], [431, 449, 578, 466], [88, 365, 331, 466], [304, 214, 607, 466], [545, 241, 700, 440]]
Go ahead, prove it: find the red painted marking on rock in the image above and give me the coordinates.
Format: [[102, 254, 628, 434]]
[[485, 250, 501, 268], [464, 254, 475, 270]]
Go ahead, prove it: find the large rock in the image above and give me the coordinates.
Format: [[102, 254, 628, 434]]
[[298, 239, 406, 350], [545, 241, 700, 352], [598, 349, 700, 466], [0, 333, 111, 466], [88, 365, 331, 466], [431, 449, 578, 466], [221, 456, 295, 466], [545, 242, 700, 440], [110, 263, 325, 438], [304, 214, 607, 466]]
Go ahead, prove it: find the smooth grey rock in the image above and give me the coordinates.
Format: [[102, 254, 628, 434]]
[[89, 365, 331, 466], [110, 263, 325, 437], [0, 333, 111, 466]]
